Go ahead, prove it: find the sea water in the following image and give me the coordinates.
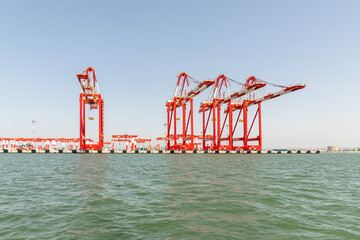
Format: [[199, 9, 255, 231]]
[[0, 153, 359, 239]]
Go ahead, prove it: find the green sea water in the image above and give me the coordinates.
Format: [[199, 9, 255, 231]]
[[0, 153, 359, 239]]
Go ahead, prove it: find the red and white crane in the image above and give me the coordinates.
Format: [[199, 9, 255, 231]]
[[77, 67, 104, 150], [111, 135, 151, 150], [166, 72, 214, 150], [199, 75, 266, 150], [227, 76, 306, 150]]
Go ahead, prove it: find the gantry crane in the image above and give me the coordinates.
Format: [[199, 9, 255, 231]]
[[166, 72, 214, 150], [77, 67, 104, 150], [199, 75, 266, 150], [228, 76, 306, 150], [111, 135, 151, 150]]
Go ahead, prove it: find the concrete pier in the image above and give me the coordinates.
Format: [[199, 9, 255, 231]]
[[0, 149, 324, 154]]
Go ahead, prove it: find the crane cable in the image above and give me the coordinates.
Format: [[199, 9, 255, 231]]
[[256, 78, 287, 88]]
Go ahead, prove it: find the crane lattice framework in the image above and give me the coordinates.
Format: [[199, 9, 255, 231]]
[[226, 76, 306, 151], [111, 135, 151, 150], [199, 74, 266, 150], [166, 72, 214, 150], [198, 75, 306, 151], [199, 75, 266, 151], [77, 67, 104, 150]]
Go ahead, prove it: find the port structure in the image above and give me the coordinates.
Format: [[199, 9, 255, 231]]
[[111, 135, 151, 150], [0, 138, 80, 150], [229, 77, 306, 150], [198, 75, 306, 151], [199, 75, 266, 151], [77, 67, 104, 150], [112, 135, 138, 150], [135, 138, 152, 150], [166, 72, 214, 150]]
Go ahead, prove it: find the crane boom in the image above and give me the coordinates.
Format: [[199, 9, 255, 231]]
[[231, 84, 306, 111], [77, 67, 101, 109], [199, 81, 266, 112], [181, 79, 215, 103], [167, 78, 214, 110], [223, 82, 266, 104], [247, 84, 305, 106]]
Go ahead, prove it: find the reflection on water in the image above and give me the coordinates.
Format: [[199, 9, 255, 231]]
[[163, 154, 270, 238], [75, 154, 108, 194], [70, 154, 111, 236]]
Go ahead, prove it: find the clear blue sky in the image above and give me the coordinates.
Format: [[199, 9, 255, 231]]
[[1, 0, 359, 148]]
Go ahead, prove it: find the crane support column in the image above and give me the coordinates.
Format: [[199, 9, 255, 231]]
[[258, 103, 262, 150], [167, 102, 170, 150], [229, 102, 233, 150], [243, 101, 248, 150], [202, 102, 206, 150], [217, 106, 221, 149], [182, 103, 186, 141], [190, 99, 194, 149], [173, 99, 177, 148], [212, 102, 216, 149]]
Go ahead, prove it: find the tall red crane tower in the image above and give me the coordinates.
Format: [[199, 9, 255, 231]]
[[77, 67, 104, 150], [200, 75, 266, 150], [198, 75, 305, 151], [228, 76, 306, 151], [166, 72, 214, 150]]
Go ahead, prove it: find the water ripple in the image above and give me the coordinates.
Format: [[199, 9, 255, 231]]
[[0, 153, 359, 239]]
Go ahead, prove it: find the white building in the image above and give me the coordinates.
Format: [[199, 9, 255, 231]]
[[327, 146, 339, 152]]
